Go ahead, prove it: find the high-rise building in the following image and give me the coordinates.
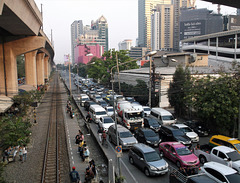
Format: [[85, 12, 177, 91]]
[[118, 39, 133, 50], [71, 20, 83, 64], [138, 0, 171, 50], [129, 47, 148, 59], [151, 4, 174, 51]]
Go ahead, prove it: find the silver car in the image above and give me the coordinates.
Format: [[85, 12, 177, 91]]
[[128, 143, 168, 177], [108, 124, 138, 150]]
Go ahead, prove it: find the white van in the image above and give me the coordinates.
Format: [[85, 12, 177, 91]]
[[89, 104, 108, 123], [80, 94, 90, 107], [150, 108, 176, 125]]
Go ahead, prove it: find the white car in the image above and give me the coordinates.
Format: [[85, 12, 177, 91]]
[[105, 106, 115, 117], [99, 116, 115, 132], [172, 123, 199, 142], [142, 106, 151, 116], [201, 162, 240, 183]]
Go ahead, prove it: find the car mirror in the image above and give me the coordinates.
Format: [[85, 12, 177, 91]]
[[140, 158, 144, 161]]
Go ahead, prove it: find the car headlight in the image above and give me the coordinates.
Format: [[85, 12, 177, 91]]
[[182, 160, 188, 164], [165, 162, 168, 168], [150, 166, 157, 170], [146, 140, 151, 144], [123, 142, 127, 145]]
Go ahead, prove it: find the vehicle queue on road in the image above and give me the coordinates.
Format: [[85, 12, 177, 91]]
[[70, 73, 240, 183]]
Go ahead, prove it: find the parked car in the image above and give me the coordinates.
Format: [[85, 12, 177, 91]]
[[105, 106, 115, 117], [143, 106, 151, 116], [97, 100, 108, 108], [183, 120, 209, 137], [194, 145, 240, 173], [129, 143, 168, 177], [99, 116, 115, 132], [200, 162, 240, 183], [209, 135, 240, 154], [144, 116, 161, 132], [172, 124, 199, 143], [84, 100, 96, 111], [159, 125, 192, 147], [108, 124, 138, 150], [159, 142, 199, 168], [135, 128, 161, 147]]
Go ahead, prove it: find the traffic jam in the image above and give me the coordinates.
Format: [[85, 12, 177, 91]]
[[71, 73, 240, 183]]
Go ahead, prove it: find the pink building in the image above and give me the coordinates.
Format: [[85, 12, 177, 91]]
[[74, 44, 104, 64]]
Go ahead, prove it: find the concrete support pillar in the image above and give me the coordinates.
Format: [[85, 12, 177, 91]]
[[216, 37, 219, 60], [48, 61, 51, 76], [208, 39, 210, 55], [44, 56, 49, 80], [25, 50, 38, 88], [0, 44, 5, 95], [36, 53, 45, 85], [3, 48, 18, 96], [235, 34, 237, 60]]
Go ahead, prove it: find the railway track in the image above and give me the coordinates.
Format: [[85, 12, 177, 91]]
[[41, 74, 69, 183]]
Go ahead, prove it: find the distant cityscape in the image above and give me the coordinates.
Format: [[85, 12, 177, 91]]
[[70, 0, 240, 65]]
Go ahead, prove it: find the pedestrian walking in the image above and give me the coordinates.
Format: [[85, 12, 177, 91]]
[[22, 145, 27, 162], [98, 127, 103, 144], [82, 147, 90, 162], [70, 166, 81, 183], [84, 167, 94, 183]]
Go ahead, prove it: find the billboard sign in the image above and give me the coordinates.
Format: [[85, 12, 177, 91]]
[[180, 20, 205, 40]]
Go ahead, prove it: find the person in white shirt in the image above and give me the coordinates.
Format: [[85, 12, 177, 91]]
[[22, 145, 27, 162]]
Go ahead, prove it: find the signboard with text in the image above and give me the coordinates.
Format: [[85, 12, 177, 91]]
[[180, 20, 205, 40]]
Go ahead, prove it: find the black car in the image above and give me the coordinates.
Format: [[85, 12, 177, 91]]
[[84, 100, 96, 111], [144, 116, 161, 132], [184, 120, 209, 136], [135, 128, 161, 147], [159, 125, 192, 147], [97, 100, 108, 108]]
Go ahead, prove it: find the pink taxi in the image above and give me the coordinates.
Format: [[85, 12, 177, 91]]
[[159, 142, 199, 168]]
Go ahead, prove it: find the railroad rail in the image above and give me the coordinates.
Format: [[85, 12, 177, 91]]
[[41, 74, 69, 183]]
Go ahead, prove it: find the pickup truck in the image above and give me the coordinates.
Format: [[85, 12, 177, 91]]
[[194, 145, 240, 173]]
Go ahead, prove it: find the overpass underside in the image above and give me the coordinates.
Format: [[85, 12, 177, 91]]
[[0, 0, 54, 98]]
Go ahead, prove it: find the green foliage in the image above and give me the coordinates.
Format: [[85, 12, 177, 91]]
[[0, 116, 31, 150], [168, 65, 191, 117], [17, 55, 25, 78], [87, 49, 138, 86]]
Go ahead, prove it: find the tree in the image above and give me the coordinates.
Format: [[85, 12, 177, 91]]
[[17, 55, 25, 78], [168, 65, 191, 117]]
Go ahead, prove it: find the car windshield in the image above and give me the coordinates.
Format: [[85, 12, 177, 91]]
[[227, 151, 240, 161], [82, 98, 88, 101], [180, 127, 192, 133], [234, 143, 240, 152], [107, 108, 113, 112], [144, 108, 151, 112], [119, 131, 133, 138], [96, 111, 107, 115], [226, 173, 240, 183], [103, 118, 114, 123], [162, 115, 174, 120], [176, 147, 192, 156], [99, 101, 107, 104], [172, 130, 185, 136], [145, 151, 161, 162], [144, 130, 157, 137], [149, 119, 160, 126]]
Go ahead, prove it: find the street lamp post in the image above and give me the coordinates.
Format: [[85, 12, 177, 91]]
[[110, 50, 157, 178]]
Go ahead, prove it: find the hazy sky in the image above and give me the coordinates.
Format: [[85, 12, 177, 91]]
[[34, 0, 237, 64]]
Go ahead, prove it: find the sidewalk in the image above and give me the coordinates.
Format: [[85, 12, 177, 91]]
[[59, 80, 96, 182]]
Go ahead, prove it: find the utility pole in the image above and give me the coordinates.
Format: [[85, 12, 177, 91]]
[[148, 56, 152, 108], [116, 52, 121, 93], [68, 54, 72, 96]]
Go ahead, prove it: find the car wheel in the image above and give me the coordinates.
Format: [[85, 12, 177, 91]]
[[199, 155, 207, 164], [144, 168, 150, 177], [176, 161, 181, 168], [129, 157, 134, 165]]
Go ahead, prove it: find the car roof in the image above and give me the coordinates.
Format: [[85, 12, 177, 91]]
[[101, 116, 112, 120], [214, 146, 236, 153], [162, 142, 185, 148], [173, 124, 188, 128], [151, 107, 172, 115], [203, 162, 237, 175], [133, 143, 155, 153], [110, 124, 129, 132], [139, 128, 154, 132], [142, 106, 150, 109], [211, 135, 240, 145]]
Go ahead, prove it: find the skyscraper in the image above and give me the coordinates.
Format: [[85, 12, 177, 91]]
[[151, 4, 174, 51], [118, 39, 132, 50], [138, 0, 171, 50], [71, 20, 83, 64]]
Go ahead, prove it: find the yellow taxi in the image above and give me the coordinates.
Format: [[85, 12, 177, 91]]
[[209, 135, 240, 154]]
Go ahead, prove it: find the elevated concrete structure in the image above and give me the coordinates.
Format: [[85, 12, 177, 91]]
[[202, 0, 240, 9], [0, 0, 54, 97]]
